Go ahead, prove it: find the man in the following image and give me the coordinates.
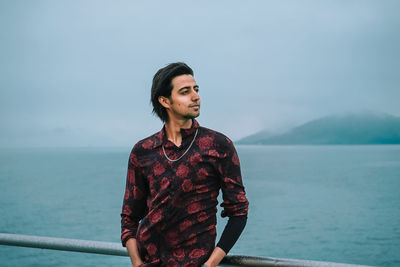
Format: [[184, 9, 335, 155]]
[[121, 62, 249, 267]]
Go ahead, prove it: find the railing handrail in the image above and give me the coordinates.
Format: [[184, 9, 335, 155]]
[[0, 233, 372, 267]]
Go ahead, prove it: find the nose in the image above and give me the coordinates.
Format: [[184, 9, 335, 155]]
[[191, 89, 200, 101]]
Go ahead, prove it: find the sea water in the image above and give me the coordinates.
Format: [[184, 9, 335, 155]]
[[0, 145, 399, 266]]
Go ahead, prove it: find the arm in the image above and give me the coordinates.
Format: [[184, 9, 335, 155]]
[[216, 215, 247, 253], [204, 216, 247, 267], [217, 137, 249, 219], [126, 238, 143, 267], [121, 147, 148, 263], [204, 136, 249, 266]]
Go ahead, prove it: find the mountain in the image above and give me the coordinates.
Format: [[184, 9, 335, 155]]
[[237, 112, 400, 145], [236, 130, 275, 145]]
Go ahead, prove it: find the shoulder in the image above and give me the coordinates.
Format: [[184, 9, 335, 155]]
[[198, 126, 235, 151], [132, 131, 162, 153], [130, 131, 162, 163]]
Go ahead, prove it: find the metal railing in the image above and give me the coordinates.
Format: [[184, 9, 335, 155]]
[[0, 233, 372, 267]]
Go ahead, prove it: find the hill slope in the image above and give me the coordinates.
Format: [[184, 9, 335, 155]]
[[237, 112, 400, 145]]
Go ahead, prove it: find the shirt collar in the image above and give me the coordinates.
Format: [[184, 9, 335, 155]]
[[153, 119, 200, 148]]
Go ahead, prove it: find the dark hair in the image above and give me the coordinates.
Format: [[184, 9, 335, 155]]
[[151, 62, 194, 122]]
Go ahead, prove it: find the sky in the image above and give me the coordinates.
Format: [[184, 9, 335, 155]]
[[1, 0, 399, 147]]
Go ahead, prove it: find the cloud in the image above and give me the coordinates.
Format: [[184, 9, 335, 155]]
[[1, 0, 399, 146]]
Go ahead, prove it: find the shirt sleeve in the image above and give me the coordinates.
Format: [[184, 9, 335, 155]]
[[120, 147, 148, 247], [218, 136, 249, 218]]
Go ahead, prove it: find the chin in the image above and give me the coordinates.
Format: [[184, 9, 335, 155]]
[[184, 113, 200, 119]]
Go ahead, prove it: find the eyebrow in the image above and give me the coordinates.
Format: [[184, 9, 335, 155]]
[[178, 85, 199, 92]]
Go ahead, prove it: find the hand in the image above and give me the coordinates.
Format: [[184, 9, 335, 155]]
[[132, 260, 143, 267], [204, 246, 226, 267], [126, 238, 144, 267]]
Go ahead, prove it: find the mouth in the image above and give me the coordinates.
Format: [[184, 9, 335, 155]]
[[190, 104, 200, 108]]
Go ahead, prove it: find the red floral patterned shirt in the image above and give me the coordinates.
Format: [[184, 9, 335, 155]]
[[121, 119, 249, 266]]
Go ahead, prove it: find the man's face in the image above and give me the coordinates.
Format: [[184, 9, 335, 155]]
[[163, 74, 200, 120]]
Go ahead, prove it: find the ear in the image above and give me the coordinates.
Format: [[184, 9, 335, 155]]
[[158, 96, 170, 109]]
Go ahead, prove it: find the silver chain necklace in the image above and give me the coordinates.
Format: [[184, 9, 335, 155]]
[[162, 128, 199, 162]]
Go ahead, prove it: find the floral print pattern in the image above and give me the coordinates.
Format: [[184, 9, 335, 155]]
[[121, 119, 249, 266]]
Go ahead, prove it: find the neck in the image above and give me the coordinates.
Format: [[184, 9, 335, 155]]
[[164, 118, 193, 147]]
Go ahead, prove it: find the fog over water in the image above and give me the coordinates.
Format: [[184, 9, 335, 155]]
[[1, 1, 399, 147]]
